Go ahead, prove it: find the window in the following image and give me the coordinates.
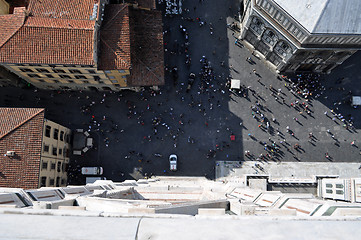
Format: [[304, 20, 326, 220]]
[[69, 69, 82, 74], [43, 144, 49, 153], [83, 80, 89, 84], [57, 162, 61, 172], [59, 74, 71, 79], [56, 177, 60, 187], [60, 131, 64, 141], [36, 68, 50, 73], [87, 69, 96, 74], [40, 177, 47, 187], [325, 184, 333, 188], [42, 162, 48, 170], [326, 189, 333, 194], [109, 76, 115, 79], [336, 184, 344, 189], [104, 70, 111, 73], [61, 178, 65, 185], [52, 147, 57, 156], [93, 76, 100, 81], [49, 178, 55, 186], [68, 80, 74, 83], [111, 80, 118, 83], [250, 16, 264, 35], [118, 70, 125, 73], [58, 148, 62, 155], [45, 125, 51, 137], [51, 163, 56, 170], [45, 74, 54, 78], [75, 75, 87, 79], [53, 69, 66, 73], [336, 190, 344, 195], [262, 29, 278, 46], [27, 73, 41, 78], [38, 79, 45, 82], [53, 80, 60, 83], [63, 147, 67, 157], [64, 64, 76, 67], [19, 68, 33, 72], [53, 129, 59, 139]]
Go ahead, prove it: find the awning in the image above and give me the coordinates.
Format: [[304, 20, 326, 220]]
[[352, 96, 361, 106], [231, 79, 241, 89]]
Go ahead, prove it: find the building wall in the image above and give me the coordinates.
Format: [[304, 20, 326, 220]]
[[1, 63, 129, 91], [39, 119, 71, 188], [0, 0, 9, 15], [104, 70, 130, 88]]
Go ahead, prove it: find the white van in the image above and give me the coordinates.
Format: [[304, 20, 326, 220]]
[[81, 167, 103, 175]]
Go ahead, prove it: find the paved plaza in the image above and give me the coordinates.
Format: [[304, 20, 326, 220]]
[[0, 0, 360, 184]]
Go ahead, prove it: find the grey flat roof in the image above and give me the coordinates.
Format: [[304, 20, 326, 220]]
[[1, 212, 361, 239], [273, 0, 361, 34]]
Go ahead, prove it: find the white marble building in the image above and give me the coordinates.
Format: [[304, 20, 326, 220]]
[[239, 0, 361, 73]]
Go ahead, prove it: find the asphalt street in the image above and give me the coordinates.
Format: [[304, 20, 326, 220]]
[[0, 0, 360, 184]]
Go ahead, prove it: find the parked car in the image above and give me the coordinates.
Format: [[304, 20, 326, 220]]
[[169, 154, 178, 171], [81, 167, 103, 175]]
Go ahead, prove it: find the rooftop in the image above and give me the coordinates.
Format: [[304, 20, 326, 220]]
[[0, 0, 97, 65], [273, 0, 361, 34]]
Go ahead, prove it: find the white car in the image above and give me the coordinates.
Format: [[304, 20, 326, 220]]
[[169, 154, 177, 171], [81, 167, 103, 175]]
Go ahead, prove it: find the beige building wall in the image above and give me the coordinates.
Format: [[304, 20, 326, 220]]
[[0, 0, 9, 15], [39, 119, 71, 188], [1, 63, 128, 91], [104, 70, 130, 87]]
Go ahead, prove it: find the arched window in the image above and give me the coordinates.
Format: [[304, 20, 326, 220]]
[[249, 16, 264, 35], [274, 41, 292, 58], [262, 29, 278, 46]]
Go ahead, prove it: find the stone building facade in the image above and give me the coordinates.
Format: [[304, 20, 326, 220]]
[[239, 0, 361, 73]]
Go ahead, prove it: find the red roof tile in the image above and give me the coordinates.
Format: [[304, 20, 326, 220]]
[[0, 108, 44, 189], [0, 16, 95, 65], [127, 8, 164, 86], [98, 4, 131, 70], [28, 0, 97, 20], [0, 7, 25, 48]]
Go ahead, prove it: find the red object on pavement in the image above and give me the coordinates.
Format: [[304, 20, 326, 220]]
[[230, 135, 235, 141]]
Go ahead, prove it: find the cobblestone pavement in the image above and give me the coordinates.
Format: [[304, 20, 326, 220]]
[[0, 0, 360, 184]]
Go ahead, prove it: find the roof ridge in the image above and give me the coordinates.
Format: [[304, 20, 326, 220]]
[[0, 8, 26, 48], [0, 108, 45, 140], [310, 0, 331, 33]]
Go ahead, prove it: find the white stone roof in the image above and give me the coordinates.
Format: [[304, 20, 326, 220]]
[[273, 0, 361, 34]]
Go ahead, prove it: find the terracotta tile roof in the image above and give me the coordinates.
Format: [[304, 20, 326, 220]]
[[125, 0, 156, 9], [28, 0, 97, 20], [127, 8, 164, 86], [0, 7, 25, 48], [98, 4, 131, 70], [0, 0, 98, 65], [0, 108, 45, 189], [0, 16, 95, 65]]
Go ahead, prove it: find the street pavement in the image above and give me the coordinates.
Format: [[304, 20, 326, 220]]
[[0, 0, 361, 184]]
